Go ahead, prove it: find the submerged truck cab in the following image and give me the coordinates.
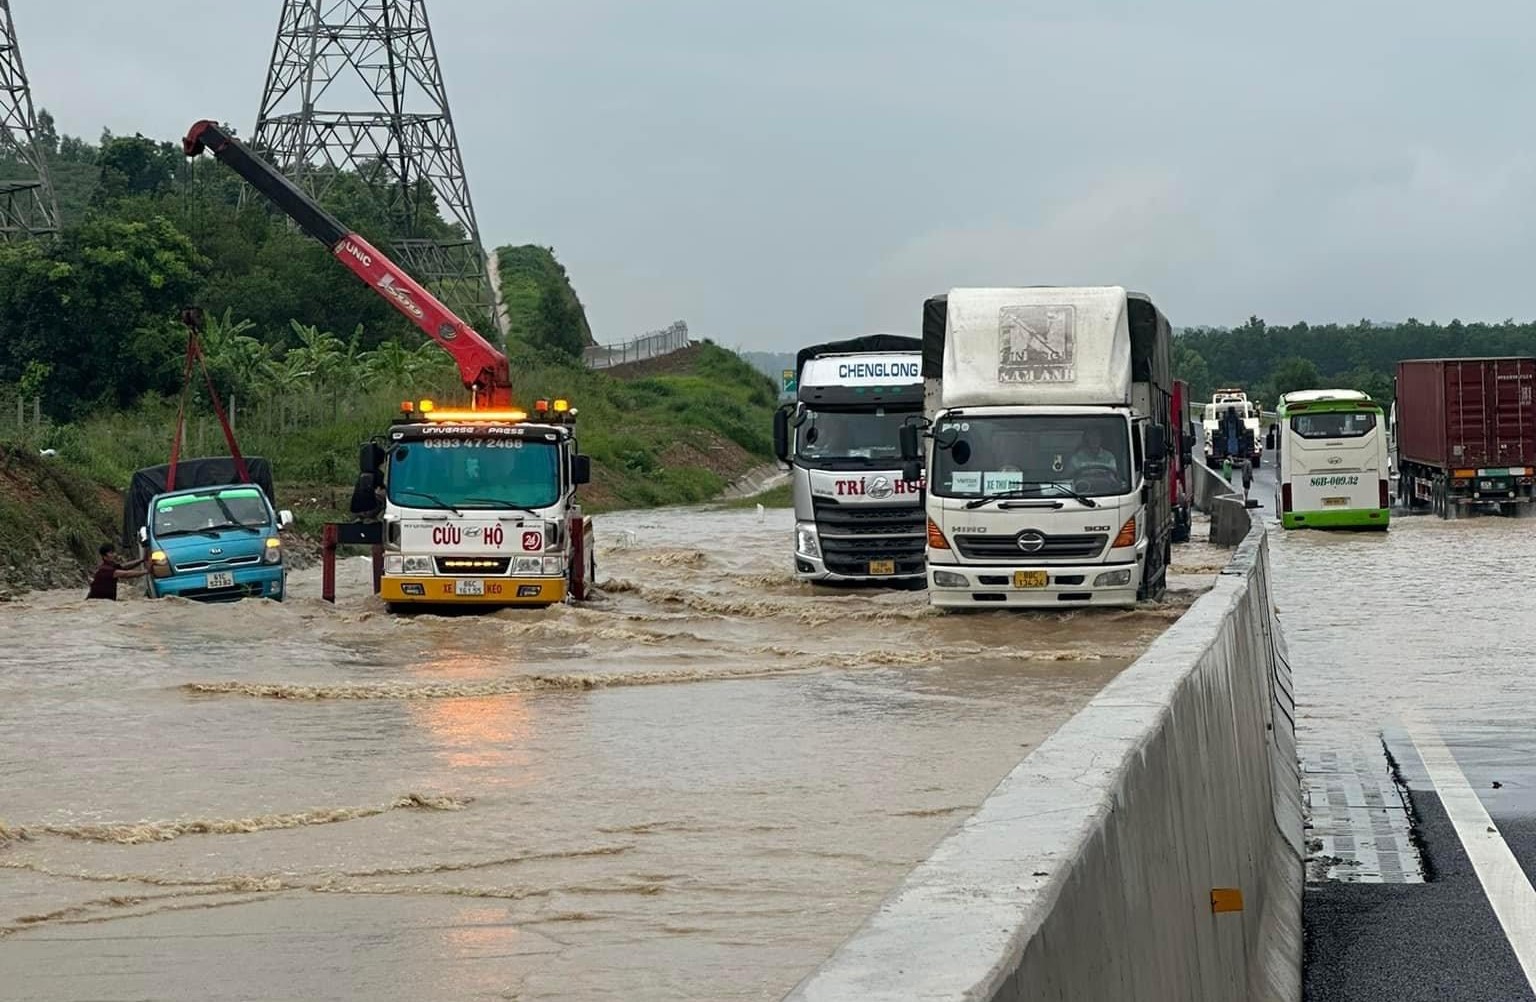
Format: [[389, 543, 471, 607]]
[[907, 288, 1173, 608], [773, 335, 926, 585], [127, 458, 293, 603]]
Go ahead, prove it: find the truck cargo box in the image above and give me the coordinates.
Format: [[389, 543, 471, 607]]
[[1395, 358, 1536, 470]]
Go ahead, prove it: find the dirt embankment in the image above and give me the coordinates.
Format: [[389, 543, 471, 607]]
[[0, 445, 120, 596]]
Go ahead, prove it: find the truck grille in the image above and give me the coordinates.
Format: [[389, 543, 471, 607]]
[[434, 556, 512, 576], [175, 555, 262, 573], [812, 497, 926, 575], [952, 532, 1107, 562]]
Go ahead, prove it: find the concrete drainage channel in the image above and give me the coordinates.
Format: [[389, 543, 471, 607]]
[[784, 512, 1304, 1002]]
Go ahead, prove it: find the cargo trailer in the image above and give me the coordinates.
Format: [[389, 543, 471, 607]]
[[1394, 357, 1536, 518]]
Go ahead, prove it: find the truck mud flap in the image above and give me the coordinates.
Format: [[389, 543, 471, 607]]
[[567, 515, 594, 602]]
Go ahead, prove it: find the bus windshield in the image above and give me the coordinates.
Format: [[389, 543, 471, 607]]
[[389, 438, 560, 510]]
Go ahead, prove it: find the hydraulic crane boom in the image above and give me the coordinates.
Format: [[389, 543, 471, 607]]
[[183, 119, 512, 407]]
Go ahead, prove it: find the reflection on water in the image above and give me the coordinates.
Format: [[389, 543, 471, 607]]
[[0, 503, 1210, 1001]]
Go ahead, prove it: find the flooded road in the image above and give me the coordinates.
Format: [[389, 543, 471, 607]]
[[1257, 464, 1536, 1000], [1, 503, 1214, 1002]]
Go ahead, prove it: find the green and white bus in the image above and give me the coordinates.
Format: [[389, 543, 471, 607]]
[[1274, 389, 1389, 530]]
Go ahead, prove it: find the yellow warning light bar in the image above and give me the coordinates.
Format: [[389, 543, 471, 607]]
[[553, 398, 570, 413], [422, 408, 529, 422]]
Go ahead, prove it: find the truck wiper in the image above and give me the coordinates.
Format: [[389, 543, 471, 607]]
[[393, 489, 462, 515], [459, 497, 543, 517], [198, 520, 260, 536], [962, 483, 1098, 509], [963, 488, 1043, 510], [212, 496, 263, 533]]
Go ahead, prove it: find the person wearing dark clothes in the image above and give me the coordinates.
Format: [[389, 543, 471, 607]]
[[87, 543, 148, 600]]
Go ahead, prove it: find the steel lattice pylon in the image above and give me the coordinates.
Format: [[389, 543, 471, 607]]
[[253, 0, 498, 334], [0, 0, 58, 241]]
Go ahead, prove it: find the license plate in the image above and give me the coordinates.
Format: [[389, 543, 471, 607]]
[[1322, 497, 1348, 507], [205, 571, 235, 589], [1013, 570, 1047, 589], [868, 559, 895, 576], [454, 579, 485, 597]]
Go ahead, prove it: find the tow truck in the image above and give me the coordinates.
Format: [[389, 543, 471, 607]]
[[184, 119, 596, 608]]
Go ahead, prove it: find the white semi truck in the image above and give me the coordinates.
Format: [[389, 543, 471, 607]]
[[773, 335, 926, 585], [903, 287, 1175, 608]]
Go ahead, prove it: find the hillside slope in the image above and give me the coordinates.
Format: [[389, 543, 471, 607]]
[[494, 245, 595, 353], [0, 444, 118, 595]]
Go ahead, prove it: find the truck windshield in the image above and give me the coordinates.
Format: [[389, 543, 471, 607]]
[[795, 407, 913, 467], [153, 489, 271, 537], [931, 415, 1134, 498], [389, 438, 560, 510]]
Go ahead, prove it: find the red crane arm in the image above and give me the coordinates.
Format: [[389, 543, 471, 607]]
[[183, 119, 511, 407]]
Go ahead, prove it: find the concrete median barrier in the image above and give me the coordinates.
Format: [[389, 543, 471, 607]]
[[784, 512, 1301, 1002]]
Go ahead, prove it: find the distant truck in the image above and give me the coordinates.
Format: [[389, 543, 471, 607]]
[[773, 335, 926, 584], [1395, 357, 1536, 517], [125, 457, 294, 602], [905, 287, 1174, 608], [1203, 388, 1262, 465]]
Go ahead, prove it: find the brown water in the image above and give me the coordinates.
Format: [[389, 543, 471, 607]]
[[0, 504, 1212, 1002]]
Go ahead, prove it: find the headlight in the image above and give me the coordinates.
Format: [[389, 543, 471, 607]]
[[542, 555, 564, 575], [402, 555, 433, 574], [262, 538, 282, 564], [1093, 569, 1133, 588], [795, 524, 820, 558], [150, 550, 172, 578], [932, 569, 968, 588], [514, 556, 543, 574], [384, 554, 404, 574]]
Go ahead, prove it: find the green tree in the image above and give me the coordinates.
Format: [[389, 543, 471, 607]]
[[1271, 356, 1321, 396], [1173, 344, 1212, 400]]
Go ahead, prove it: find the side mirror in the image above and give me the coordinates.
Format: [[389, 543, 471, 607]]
[[772, 405, 791, 463], [138, 526, 148, 544], [278, 509, 294, 529], [899, 424, 920, 461], [572, 454, 592, 485], [350, 472, 381, 515], [902, 460, 923, 484], [360, 442, 386, 475], [1144, 424, 1167, 459]]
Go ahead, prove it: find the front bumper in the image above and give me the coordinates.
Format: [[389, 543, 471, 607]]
[[380, 575, 567, 605], [925, 560, 1141, 608], [1281, 508, 1389, 530], [793, 551, 924, 585], [151, 566, 285, 602]]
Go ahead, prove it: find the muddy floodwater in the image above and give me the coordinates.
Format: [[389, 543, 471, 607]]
[[0, 503, 1217, 1002]]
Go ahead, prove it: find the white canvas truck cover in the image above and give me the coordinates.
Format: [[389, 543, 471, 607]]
[[941, 286, 1132, 407]]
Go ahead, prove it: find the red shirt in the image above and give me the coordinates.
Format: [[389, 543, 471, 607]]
[[87, 561, 119, 600]]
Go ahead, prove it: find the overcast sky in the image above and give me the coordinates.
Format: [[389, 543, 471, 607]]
[[14, 1, 1536, 349]]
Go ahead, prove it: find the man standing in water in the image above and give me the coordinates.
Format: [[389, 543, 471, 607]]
[[87, 543, 148, 600]]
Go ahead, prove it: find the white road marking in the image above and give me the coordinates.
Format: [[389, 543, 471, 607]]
[[1407, 715, 1536, 991]]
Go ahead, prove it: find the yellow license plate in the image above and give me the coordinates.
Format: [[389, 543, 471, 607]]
[[868, 559, 895, 576], [1322, 497, 1348, 507], [1013, 571, 1048, 589]]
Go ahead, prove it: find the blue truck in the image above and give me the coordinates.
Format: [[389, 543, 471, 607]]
[[125, 458, 293, 602]]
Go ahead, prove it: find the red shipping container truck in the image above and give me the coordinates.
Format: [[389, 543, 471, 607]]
[[1394, 357, 1536, 517]]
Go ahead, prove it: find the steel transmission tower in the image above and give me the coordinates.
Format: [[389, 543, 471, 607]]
[[253, 0, 499, 334], [0, 0, 59, 241]]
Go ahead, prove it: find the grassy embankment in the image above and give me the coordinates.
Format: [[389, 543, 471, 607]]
[[0, 341, 781, 591]]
